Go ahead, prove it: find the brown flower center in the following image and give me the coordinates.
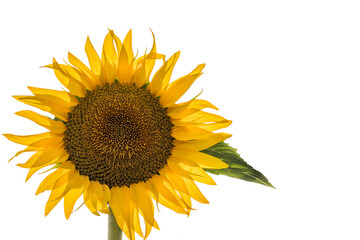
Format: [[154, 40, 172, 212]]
[[63, 82, 173, 188]]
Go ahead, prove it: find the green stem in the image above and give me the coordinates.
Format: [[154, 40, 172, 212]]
[[108, 212, 122, 240]]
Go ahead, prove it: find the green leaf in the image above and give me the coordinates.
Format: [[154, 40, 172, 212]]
[[201, 141, 274, 188]]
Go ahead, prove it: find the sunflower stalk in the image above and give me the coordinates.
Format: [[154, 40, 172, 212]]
[[108, 212, 123, 240]]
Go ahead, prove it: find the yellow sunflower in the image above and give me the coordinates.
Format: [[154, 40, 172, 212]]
[[4, 29, 232, 240]]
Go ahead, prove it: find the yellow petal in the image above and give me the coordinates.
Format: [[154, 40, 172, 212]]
[[3, 132, 51, 146], [197, 120, 232, 131], [169, 157, 216, 185], [26, 146, 68, 168], [68, 52, 92, 76], [178, 163, 216, 185], [167, 108, 200, 119], [166, 158, 197, 180], [64, 173, 89, 194], [133, 32, 163, 88], [83, 181, 103, 216], [170, 118, 201, 126], [109, 30, 122, 53], [8, 146, 39, 162], [183, 177, 209, 204], [47, 171, 74, 203], [59, 63, 94, 91], [18, 151, 42, 169], [64, 187, 83, 219], [45, 59, 86, 97], [178, 190, 192, 214], [184, 111, 228, 123], [102, 31, 118, 66], [45, 183, 68, 216], [167, 99, 218, 119], [123, 30, 134, 61], [173, 133, 232, 151], [148, 175, 188, 214], [98, 199, 111, 214], [83, 191, 100, 216], [27, 86, 78, 106], [171, 126, 215, 141], [133, 208, 144, 238], [25, 166, 42, 182], [173, 147, 228, 169], [110, 187, 135, 240], [117, 44, 132, 84], [131, 182, 156, 227], [36, 161, 75, 195], [52, 169, 75, 189], [147, 51, 180, 97], [66, 53, 97, 90], [26, 134, 63, 148], [160, 64, 205, 107], [171, 99, 218, 111], [85, 36, 102, 76], [98, 184, 111, 214], [102, 184, 111, 202], [163, 166, 193, 208], [102, 31, 118, 84], [89, 181, 104, 209], [164, 179, 192, 213], [62, 172, 88, 219], [144, 221, 154, 239], [13, 95, 69, 121], [15, 110, 66, 133]]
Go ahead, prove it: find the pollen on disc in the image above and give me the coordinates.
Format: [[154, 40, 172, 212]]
[[63, 82, 173, 188]]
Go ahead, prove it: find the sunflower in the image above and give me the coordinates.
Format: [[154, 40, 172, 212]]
[[4, 29, 232, 240]]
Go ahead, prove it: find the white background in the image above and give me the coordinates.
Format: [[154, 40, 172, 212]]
[[1, 0, 360, 239]]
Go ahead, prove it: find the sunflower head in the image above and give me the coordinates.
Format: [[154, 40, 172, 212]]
[[4, 29, 232, 240]]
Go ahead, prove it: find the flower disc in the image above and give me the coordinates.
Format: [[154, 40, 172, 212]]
[[64, 82, 173, 188]]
